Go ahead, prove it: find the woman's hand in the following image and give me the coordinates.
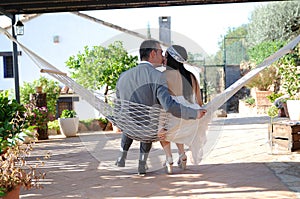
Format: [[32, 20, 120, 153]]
[[157, 128, 167, 140], [197, 108, 207, 119]]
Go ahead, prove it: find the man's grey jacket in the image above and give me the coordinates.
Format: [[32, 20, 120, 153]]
[[116, 62, 198, 120]]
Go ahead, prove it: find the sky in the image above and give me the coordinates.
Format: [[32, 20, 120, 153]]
[[0, 1, 271, 55], [82, 2, 270, 55]]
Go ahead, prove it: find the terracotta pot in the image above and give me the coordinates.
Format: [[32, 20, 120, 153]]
[[35, 86, 43, 94], [113, 124, 121, 133], [255, 90, 272, 106], [3, 185, 21, 199]]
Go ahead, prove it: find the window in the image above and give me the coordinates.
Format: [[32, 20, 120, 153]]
[[3, 55, 13, 78]]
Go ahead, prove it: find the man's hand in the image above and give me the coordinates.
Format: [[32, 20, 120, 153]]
[[157, 128, 167, 140], [197, 109, 207, 119]]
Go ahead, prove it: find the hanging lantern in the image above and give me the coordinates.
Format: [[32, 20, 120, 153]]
[[15, 20, 24, 35]]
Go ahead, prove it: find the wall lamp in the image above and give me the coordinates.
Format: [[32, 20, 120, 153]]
[[15, 20, 24, 35]]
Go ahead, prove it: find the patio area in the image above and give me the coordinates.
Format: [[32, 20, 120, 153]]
[[20, 114, 300, 199]]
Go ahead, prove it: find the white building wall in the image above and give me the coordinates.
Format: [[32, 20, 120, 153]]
[[0, 13, 205, 120], [0, 13, 121, 120]]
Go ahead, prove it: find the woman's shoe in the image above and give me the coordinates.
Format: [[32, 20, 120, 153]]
[[164, 161, 173, 174], [178, 153, 187, 170], [163, 156, 173, 174]]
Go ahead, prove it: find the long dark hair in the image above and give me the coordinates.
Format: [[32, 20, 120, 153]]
[[166, 45, 195, 103]]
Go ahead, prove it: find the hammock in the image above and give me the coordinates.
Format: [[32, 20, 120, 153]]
[[1, 27, 300, 146]]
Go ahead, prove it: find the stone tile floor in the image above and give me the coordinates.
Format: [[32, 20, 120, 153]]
[[19, 114, 300, 199]]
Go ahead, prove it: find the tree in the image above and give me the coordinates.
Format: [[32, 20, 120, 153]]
[[66, 41, 138, 96], [248, 40, 286, 65], [214, 25, 248, 65], [247, 1, 300, 47]]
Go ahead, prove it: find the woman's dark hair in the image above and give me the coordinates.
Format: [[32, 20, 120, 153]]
[[139, 39, 160, 61], [166, 45, 195, 103]]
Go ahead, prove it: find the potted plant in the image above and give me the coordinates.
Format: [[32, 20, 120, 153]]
[[242, 41, 286, 107], [24, 103, 49, 140], [58, 109, 79, 137], [266, 92, 289, 117], [0, 91, 46, 198], [0, 91, 34, 154], [20, 76, 61, 120], [241, 61, 277, 106], [286, 93, 300, 120], [0, 145, 47, 198], [48, 120, 60, 135], [98, 117, 109, 130], [277, 44, 300, 120]]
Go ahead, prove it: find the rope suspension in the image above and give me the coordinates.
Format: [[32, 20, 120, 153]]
[[1, 26, 300, 163]]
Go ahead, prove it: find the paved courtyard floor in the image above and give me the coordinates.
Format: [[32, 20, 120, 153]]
[[19, 114, 300, 199]]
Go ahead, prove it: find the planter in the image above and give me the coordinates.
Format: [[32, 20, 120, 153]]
[[37, 123, 48, 140], [286, 100, 300, 121], [58, 117, 79, 137], [47, 129, 57, 135], [255, 90, 272, 106], [113, 124, 121, 133], [3, 185, 21, 199], [278, 102, 289, 117], [35, 86, 43, 94]]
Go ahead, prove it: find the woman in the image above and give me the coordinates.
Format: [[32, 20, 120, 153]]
[[161, 45, 204, 174]]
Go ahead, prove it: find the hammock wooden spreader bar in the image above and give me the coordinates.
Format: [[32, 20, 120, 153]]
[[40, 69, 67, 76]]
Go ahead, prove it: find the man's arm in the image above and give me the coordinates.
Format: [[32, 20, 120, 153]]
[[156, 78, 206, 120]]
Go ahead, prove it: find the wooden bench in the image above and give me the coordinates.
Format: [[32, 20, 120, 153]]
[[269, 119, 300, 153]]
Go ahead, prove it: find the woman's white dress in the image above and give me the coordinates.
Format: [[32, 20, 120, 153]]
[[165, 95, 207, 165]]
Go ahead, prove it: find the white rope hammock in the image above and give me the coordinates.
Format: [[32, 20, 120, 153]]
[[1, 26, 300, 154]]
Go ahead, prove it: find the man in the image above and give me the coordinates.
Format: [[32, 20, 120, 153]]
[[115, 39, 206, 175]]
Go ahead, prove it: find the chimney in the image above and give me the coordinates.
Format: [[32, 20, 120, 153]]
[[159, 16, 171, 45]]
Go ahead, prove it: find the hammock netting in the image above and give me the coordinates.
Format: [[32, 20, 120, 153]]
[[1, 27, 300, 144]]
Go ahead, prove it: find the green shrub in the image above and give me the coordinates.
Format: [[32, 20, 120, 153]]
[[266, 92, 284, 103], [244, 97, 255, 106], [98, 117, 108, 124], [48, 120, 59, 130], [267, 105, 279, 118], [0, 91, 34, 154], [79, 119, 93, 128], [20, 76, 61, 118], [60, 110, 77, 118]]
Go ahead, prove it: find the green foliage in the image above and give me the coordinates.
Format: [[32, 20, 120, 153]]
[[267, 105, 279, 118], [266, 92, 284, 103], [47, 120, 59, 131], [215, 25, 248, 65], [0, 91, 33, 154], [98, 117, 108, 124], [241, 61, 277, 91], [0, 93, 48, 196], [277, 44, 300, 98], [247, 1, 300, 47], [244, 97, 255, 106], [249, 67, 277, 91], [65, 41, 138, 95], [248, 40, 286, 65], [79, 118, 94, 128], [187, 52, 205, 65], [0, 145, 47, 195], [60, 109, 77, 118], [24, 104, 48, 131], [20, 76, 61, 117], [242, 40, 287, 91]]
